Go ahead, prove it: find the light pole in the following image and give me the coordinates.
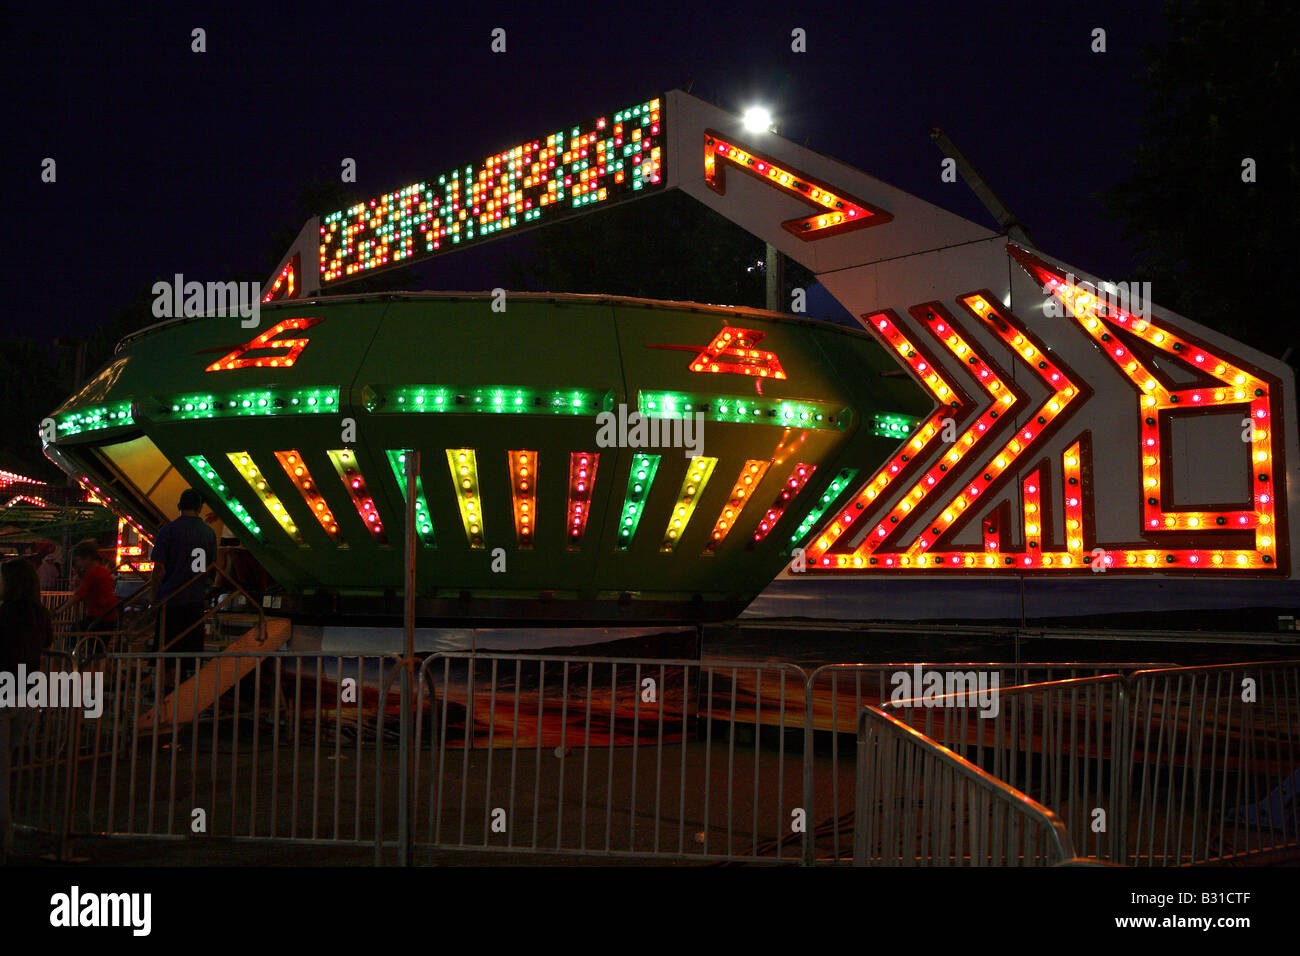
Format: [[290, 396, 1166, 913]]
[[765, 237, 784, 314], [743, 107, 784, 313]]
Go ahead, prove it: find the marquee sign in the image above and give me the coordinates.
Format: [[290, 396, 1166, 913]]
[[316, 97, 664, 285]]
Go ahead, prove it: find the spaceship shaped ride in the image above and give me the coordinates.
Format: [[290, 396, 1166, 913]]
[[41, 91, 1299, 627]]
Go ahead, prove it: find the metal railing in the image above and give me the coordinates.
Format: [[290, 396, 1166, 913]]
[[34, 651, 405, 856], [6, 649, 83, 860], [878, 675, 1129, 862], [800, 662, 1166, 863], [7, 648, 1298, 867], [46, 564, 265, 658], [1126, 661, 1300, 865], [854, 704, 1076, 866], [413, 653, 808, 863], [43, 591, 81, 638]]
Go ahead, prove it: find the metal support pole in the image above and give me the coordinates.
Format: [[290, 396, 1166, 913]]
[[58, 708, 81, 861], [765, 242, 784, 313], [398, 450, 419, 865], [802, 677, 815, 866]]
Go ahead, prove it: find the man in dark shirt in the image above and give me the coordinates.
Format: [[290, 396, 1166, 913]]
[[150, 489, 217, 670]]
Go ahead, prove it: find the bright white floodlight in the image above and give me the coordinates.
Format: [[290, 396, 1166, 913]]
[[742, 106, 773, 133]]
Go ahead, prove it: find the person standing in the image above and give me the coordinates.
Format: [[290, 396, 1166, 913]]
[[1, 558, 55, 863], [36, 555, 58, 592], [150, 489, 217, 667], [69, 540, 118, 631]]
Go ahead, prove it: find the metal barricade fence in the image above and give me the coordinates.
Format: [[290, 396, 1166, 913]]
[[1125, 661, 1300, 865], [413, 653, 808, 863], [6, 650, 83, 858], [8, 647, 1297, 867], [43, 592, 81, 642], [800, 662, 1162, 863], [41, 591, 74, 612], [883, 675, 1129, 863], [853, 705, 1076, 866], [53, 650, 406, 855]]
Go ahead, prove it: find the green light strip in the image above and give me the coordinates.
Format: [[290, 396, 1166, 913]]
[[638, 392, 849, 430], [157, 388, 339, 420], [54, 401, 134, 438], [871, 412, 921, 439], [366, 385, 613, 416], [386, 450, 436, 547], [616, 453, 660, 551], [185, 454, 263, 540], [789, 468, 860, 549]]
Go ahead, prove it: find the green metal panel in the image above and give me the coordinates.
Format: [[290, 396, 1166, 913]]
[[43, 294, 928, 621]]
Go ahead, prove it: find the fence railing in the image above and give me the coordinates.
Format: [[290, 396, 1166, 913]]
[[800, 662, 1166, 863], [1126, 661, 1300, 865], [15, 651, 407, 857], [877, 675, 1129, 862], [6, 649, 83, 860], [43, 592, 80, 637], [853, 704, 1076, 866], [45, 565, 265, 659], [413, 653, 808, 863], [7, 649, 1298, 866]]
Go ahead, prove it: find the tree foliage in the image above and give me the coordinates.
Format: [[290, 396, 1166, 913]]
[[1101, 0, 1300, 361], [0, 338, 64, 481]]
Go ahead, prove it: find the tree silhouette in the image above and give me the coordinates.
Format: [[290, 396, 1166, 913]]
[[1101, 0, 1299, 363]]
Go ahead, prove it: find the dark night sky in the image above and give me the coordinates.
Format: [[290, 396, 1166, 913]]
[[4, 1, 1167, 345]]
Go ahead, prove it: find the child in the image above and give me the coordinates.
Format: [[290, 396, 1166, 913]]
[[70, 539, 118, 631]]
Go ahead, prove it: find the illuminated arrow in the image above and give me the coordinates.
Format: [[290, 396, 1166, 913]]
[[1010, 245, 1284, 571], [646, 325, 787, 387], [703, 130, 892, 240], [809, 294, 1089, 571], [891, 292, 1089, 566], [688, 326, 786, 379], [263, 254, 300, 302], [814, 304, 1035, 568], [807, 265, 1282, 574], [805, 307, 985, 565], [204, 316, 324, 372]]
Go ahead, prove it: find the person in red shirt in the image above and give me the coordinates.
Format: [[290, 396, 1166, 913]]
[[70, 539, 118, 631]]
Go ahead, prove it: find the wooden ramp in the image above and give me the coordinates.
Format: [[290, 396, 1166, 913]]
[[138, 618, 291, 729]]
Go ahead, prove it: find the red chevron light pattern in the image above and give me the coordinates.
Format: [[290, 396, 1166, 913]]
[[803, 259, 1285, 573], [703, 130, 891, 240], [807, 294, 1087, 569]]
